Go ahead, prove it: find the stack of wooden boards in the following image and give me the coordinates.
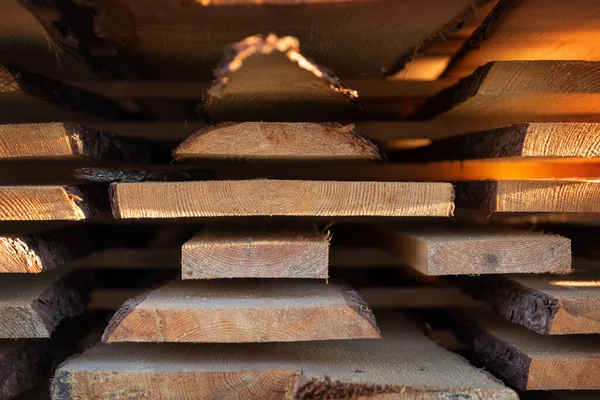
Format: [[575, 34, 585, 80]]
[[0, 0, 600, 398]]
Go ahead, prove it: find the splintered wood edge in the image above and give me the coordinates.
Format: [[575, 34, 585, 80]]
[[0, 64, 20, 93], [206, 33, 358, 102], [0, 340, 52, 397], [173, 122, 381, 161]]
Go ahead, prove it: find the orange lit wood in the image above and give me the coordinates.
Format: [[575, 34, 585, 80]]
[[456, 309, 600, 390], [379, 227, 571, 275], [456, 181, 600, 213], [458, 259, 600, 335], [55, 314, 517, 399], [102, 280, 380, 343]]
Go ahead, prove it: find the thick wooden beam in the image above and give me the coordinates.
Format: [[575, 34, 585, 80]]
[[110, 180, 455, 218], [415, 61, 600, 130], [174, 122, 380, 161], [456, 181, 600, 213], [182, 227, 329, 279], [0, 268, 86, 338], [0, 186, 102, 221], [455, 309, 600, 390], [457, 259, 600, 335], [378, 227, 571, 275], [102, 280, 379, 343], [55, 314, 517, 399]]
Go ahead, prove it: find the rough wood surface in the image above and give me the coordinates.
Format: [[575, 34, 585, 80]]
[[55, 313, 517, 400], [0, 186, 100, 221], [102, 280, 380, 343], [0, 123, 167, 161], [457, 259, 600, 335], [182, 227, 329, 279], [174, 122, 380, 161], [379, 227, 571, 275], [455, 308, 600, 390], [398, 123, 600, 161], [0, 268, 85, 338], [415, 61, 600, 131], [0, 340, 54, 399], [203, 34, 362, 121], [110, 180, 455, 218], [0, 227, 94, 273], [456, 181, 600, 213]]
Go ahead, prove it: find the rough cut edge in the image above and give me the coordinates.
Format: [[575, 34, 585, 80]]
[[0, 64, 20, 93], [454, 181, 497, 211], [340, 286, 381, 337], [206, 34, 359, 101], [101, 289, 152, 342], [30, 280, 87, 338], [174, 122, 381, 160], [75, 167, 216, 183], [0, 237, 44, 273], [412, 62, 494, 120], [63, 186, 95, 220], [0, 340, 51, 398]]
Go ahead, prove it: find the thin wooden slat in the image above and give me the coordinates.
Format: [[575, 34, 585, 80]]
[[102, 280, 380, 343], [0, 268, 86, 338], [110, 180, 455, 218], [454, 309, 600, 390], [182, 227, 329, 279], [456, 181, 600, 213], [378, 227, 571, 275], [457, 259, 600, 335], [0, 186, 101, 221], [54, 313, 517, 399], [174, 122, 380, 161]]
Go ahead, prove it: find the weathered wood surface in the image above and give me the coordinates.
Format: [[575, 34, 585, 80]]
[[416, 61, 600, 131], [203, 34, 362, 121], [0, 227, 94, 273], [174, 122, 380, 161], [110, 180, 455, 218], [458, 259, 600, 335], [0, 268, 85, 338], [0, 123, 168, 161], [455, 309, 600, 390], [0, 186, 101, 221], [456, 181, 600, 213], [102, 280, 379, 343], [32, 0, 476, 80], [447, 0, 600, 78], [379, 227, 571, 275], [0, 339, 55, 398], [397, 123, 600, 161], [55, 314, 517, 400], [182, 227, 329, 279]]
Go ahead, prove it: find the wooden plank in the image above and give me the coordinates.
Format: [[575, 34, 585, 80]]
[[447, 0, 600, 78], [456, 181, 600, 213], [457, 259, 600, 335], [415, 61, 600, 130], [54, 313, 517, 400], [36, 0, 476, 80], [378, 227, 571, 275], [203, 34, 361, 121], [455, 308, 600, 390], [0, 227, 95, 273], [174, 122, 380, 161], [0, 123, 168, 161], [102, 280, 380, 343], [396, 123, 600, 161], [0, 268, 86, 338], [0, 186, 101, 221], [182, 227, 329, 279], [110, 180, 455, 218]]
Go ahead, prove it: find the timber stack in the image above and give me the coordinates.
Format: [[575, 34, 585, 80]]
[[0, 0, 599, 399]]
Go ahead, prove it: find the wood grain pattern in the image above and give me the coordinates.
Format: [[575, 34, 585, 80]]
[[55, 314, 517, 400], [455, 309, 600, 390], [182, 227, 329, 279], [110, 180, 455, 218], [174, 122, 380, 161], [0, 186, 99, 221], [458, 259, 600, 335], [0, 268, 85, 338], [102, 280, 380, 343], [456, 181, 600, 213], [379, 227, 571, 275]]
